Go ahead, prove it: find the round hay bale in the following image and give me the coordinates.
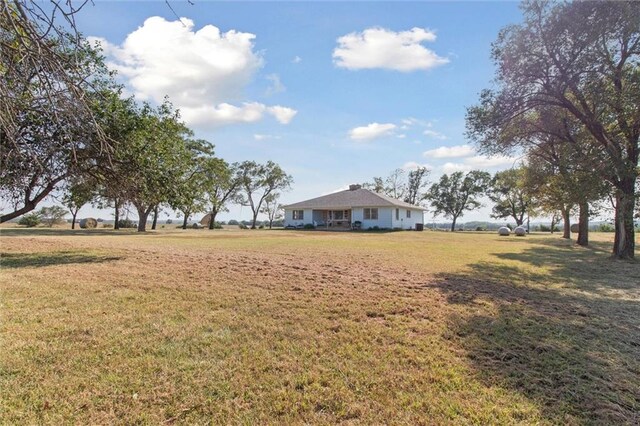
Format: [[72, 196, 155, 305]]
[[570, 223, 579, 233], [498, 226, 511, 236], [514, 226, 527, 236], [200, 214, 212, 226], [79, 217, 97, 229]]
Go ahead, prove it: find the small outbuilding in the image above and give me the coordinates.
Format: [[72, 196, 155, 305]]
[[283, 185, 426, 230]]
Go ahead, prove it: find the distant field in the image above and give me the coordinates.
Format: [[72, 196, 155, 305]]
[[1, 228, 638, 424]]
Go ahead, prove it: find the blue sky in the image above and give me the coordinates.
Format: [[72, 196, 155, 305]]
[[72, 1, 526, 223]]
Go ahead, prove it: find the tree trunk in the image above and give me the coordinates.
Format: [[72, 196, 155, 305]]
[[71, 210, 78, 229], [450, 217, 457, 232], [613, 182, 636, 260], [251, 210, 259, 229], [114, 199, 120, 230], [136, 205, 150, 232], [269, 219, 273, 229], [515, 214, 523, 226], [577, 201, 589, 247], [151, 205, 159, 230], [561, 208, 571, 239], [208, 209, 218, 230], [182, 213, 189, 230]]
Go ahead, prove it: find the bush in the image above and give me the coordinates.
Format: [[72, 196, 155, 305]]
[[38, 206, 67, 227], [239, 223, 248, 229], [228, 220, 239, 225], [475, 226, 485, 231], [166, 219, 173, 224], [303, 224, 315, 229], [18, 213, 41, 227], [598, 223, 615, 232], [117, 218, 137, 229], [102, 223, 113, 228], [258, 224, 265, 229]]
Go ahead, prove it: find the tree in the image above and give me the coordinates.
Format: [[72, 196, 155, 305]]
[[385, 169, 407, 200], [38, 206, 67, 227], [113, 101, 193, 232], [92, 93, 139, 231], [362, 177, 385, 194], [364, 167, 430, 206], [260, 193, 283, 229], [466, 1, 640, 259], [405, 167, 430, 205], [488, 168, 533, 227], [1, 4, 114, 222], [62, 180, 96, 229], [521, 134, 611, 245], [424, 171, 491, 232], [202, 160, 241, 230], [524, 155, 574, 239], [237, 161, 292, 229], [168, 140, 215, 230]]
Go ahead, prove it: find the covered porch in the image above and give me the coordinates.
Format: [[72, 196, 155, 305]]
[[312, 209, 353, 229]]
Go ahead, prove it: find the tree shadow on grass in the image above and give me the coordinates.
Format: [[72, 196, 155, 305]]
[[0, 251, 122, 269], [429, 243, 640, 424]]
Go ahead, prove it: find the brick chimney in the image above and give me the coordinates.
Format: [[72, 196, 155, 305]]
[[349, 184, 362, 191]]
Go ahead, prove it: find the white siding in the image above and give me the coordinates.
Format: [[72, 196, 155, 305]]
[[352, 207, 364, 223], [285, 206, 423, 229], [360, 207, 392, 229], [394, 208, 424, 230], [284, 208, 313, 227]]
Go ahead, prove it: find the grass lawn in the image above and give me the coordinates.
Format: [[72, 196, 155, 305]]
[[1, 228, 638, 424]]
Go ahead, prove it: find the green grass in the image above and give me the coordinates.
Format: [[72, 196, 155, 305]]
[[1, 228, 638, 424]]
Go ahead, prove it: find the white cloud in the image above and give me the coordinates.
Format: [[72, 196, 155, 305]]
[[180, 102, 267, 126], [179, 102, 297, 127], [333, 27, 449, 72], [423, 129, 447, 140], [423, 144, 474, 159], [439, 155, 518, 174], [349, 122, 397, 141], [292, 56, 302, 63], [402, 117, 433, 127], [92, 17, 296, 127], [403, 161, 433, 171], [267, 106, 297, 124], [265, 74, 285, 96], [441, 162, 473, 174], [464, 155, 517, 168], [254, 134, 281, 141], [397, 134, 407, 139]]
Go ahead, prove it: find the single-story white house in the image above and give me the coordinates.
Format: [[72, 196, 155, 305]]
[[283, 184, 426, 230]]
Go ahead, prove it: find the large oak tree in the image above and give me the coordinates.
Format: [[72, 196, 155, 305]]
[[467, 1, 639, 259]]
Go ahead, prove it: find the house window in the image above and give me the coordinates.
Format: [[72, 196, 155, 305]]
[[406, 210, 411, 219], [396, 208, 400, 220], [364, 208, 378, 220], [292, 210, 304, 220]]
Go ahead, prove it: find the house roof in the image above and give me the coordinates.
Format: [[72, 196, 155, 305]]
[[283, 187, 427, 210]]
